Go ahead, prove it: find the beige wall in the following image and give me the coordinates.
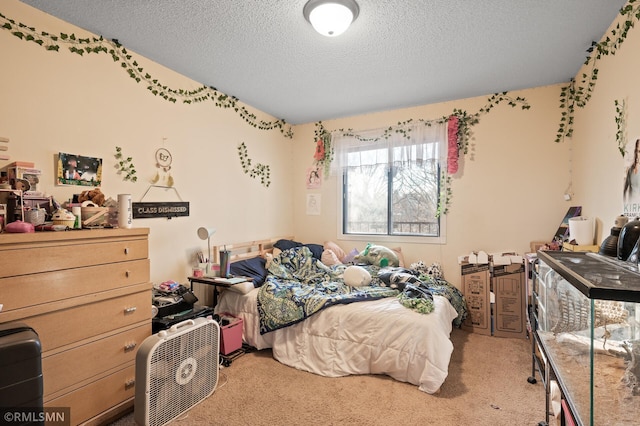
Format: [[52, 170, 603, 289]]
[[292, 6, 640, 286], [292, 86, 570, 284], [571, 9, 640, 242], [0, 1, 294, 299], [3, 1, 638, 289]]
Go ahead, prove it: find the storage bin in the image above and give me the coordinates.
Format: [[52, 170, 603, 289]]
[[219, 313, 243, 355]]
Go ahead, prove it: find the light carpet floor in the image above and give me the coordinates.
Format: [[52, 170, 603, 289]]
[[110, 327, 548, 425]]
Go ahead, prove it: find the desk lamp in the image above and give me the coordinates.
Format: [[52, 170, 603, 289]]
[[197, 227, 216, 275]]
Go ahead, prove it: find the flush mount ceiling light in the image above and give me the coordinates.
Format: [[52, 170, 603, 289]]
[[303, 0, 359, 37]]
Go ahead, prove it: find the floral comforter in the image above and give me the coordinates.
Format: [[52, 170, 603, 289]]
[[257, 247, 398, 334], [256, 246, 467, 334]]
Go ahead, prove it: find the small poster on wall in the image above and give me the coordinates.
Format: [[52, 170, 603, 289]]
[[57, 152, 103, 187], [306, 194, 321, 215], [306, 166, 322, 189], [623, 138, 640, 217]]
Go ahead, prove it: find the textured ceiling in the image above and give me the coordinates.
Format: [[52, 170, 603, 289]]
[[19, 0, 628, 125]]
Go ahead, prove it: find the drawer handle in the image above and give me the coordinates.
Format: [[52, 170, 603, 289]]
[[124, 247, 130, 255], [124, 306, 137, 315], [125, 379, 135, 390], [124, 342, 137, 352], [125, 270, 130, 278]]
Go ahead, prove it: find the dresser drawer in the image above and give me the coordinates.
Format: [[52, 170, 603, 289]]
[[46, 363, 136, 426], [17, 290, 151, 352], [0, 259, 150, 313], [42, 322, 150, 398], [0, 238, 148, 278]]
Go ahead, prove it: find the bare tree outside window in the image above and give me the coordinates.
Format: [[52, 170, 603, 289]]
[[343, 143, 440, 237]]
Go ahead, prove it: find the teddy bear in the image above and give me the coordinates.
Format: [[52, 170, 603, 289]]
[[78, 188, 106, 206]]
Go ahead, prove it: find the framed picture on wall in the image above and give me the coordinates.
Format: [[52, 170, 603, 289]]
[[56, 152, 103, 187]]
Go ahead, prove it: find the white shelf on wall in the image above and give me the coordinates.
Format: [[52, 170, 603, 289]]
[[0, 136, 9, 161]]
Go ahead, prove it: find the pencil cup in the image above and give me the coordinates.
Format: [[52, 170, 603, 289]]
[[117, 194, 132, 228]]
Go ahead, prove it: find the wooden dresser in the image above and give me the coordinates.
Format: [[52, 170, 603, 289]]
[[0, 228, 152, 425]]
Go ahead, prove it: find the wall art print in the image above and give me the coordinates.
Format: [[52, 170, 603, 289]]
[[306, 166, 322, 189], [306, 194, 321, 215], [57, 152, 103, 187], [623, 137, 640, 217]]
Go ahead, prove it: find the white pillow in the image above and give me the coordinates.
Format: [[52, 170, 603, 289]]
[[343, 265, 372, 287], [324, 241, 346, 262], [391, 247, 406, 267], [321, 249, 342, 266]]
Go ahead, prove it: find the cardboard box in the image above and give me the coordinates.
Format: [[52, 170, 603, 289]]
[[492, 263, 526, 339], [461, 262, 492, 336], [529, 241, 548, 253], [219, 313, 243, 355], [562, 243, 599, 253], [3, 161, 34, 169]]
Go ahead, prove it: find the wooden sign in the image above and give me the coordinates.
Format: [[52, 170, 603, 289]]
[[132, 202, 189, 219]]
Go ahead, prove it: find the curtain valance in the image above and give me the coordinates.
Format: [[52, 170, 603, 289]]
[[329, 122, 447, 176]]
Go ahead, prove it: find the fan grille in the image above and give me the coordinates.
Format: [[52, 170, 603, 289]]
[[147, 321, 219, 426]]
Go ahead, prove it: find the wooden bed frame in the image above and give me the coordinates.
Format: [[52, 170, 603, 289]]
[[212, 236, 461, 394], [212, 236, 293, 264]]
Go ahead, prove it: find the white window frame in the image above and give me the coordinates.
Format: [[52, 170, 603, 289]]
[[336, 147, 447, 245]]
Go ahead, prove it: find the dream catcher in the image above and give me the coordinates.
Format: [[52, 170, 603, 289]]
[[151, 147, 174, 187]]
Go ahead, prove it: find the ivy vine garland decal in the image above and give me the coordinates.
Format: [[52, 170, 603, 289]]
[[114, 146, 137, 182], [615, 99, 628, 157], [556, 0, 639, 143], [0, 12, 293, 139], [238, 142, 271, 187], [315, 92, 531, 216]]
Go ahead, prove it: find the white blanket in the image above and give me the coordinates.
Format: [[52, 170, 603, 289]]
[[216, 288, 459, 394]]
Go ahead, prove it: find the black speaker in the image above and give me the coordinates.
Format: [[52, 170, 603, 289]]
[[618, 218, 640, 261]]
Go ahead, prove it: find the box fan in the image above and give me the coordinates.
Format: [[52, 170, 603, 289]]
[[135, 318, 219, 426]]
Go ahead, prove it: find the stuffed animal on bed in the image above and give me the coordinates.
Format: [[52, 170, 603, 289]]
[[354, 243, 399, 267], [377, 267, 422, 291], [343, 265, 372, 287], [410, 260, 444, 279]]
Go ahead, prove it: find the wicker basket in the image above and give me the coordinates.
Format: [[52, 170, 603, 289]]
[[52, 218, 75, 227]]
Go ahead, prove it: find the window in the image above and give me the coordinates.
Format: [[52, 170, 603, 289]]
[[331, 122, 447, 242]]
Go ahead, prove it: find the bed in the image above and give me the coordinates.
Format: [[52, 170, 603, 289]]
[[212, 238, 467, 394]]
